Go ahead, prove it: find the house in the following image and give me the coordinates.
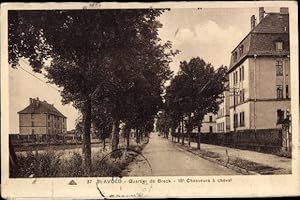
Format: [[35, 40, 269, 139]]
[[228, 7, 290, 131], [216, 80, 230, 133], [18, 98, 67, 136], [199, 113, 216, 133]]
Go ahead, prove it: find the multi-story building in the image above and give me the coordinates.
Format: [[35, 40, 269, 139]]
[[228, 7, 290, 131], [18, 97, 67, 135], [216, 81, 230, 133], [200, 113, 216, 133]]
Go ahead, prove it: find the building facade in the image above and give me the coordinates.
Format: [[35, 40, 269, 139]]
[[228, 7, 290, 131], [216, 81, 230, 133], [200, 113, 216, 133], [18, 98, 67, 135]]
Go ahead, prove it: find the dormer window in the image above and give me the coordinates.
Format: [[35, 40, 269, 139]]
[[239, 45, 244, 55], [233, 52, 238, 62], [275, 41, 283, 51]]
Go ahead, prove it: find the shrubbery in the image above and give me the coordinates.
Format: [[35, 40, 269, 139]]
[[10, 142, 147, 177], [10, 151, 62, 177]]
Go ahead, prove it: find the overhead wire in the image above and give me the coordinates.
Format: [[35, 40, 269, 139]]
[[18, 58, 61, 93]]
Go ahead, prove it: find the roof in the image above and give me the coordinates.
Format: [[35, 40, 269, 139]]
[[229, 12, 289, 72], [18, 99, 66, 118]]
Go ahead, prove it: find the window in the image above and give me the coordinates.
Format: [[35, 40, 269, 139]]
[[209, 126, 213, 133], [209, 116, 213, 122], [48, 114, 50, 119], [240, 112, 245, 127], [31, 113, 34, 119], [275, 41, 283, 51], [286, 85, 289, 99], [241, 65, 244, 81], [48, 122, 50, 127], [240, 89, 245, 103], [276, 60, 283, 76], [234, 93, 239, 105], [239, 68, 242, 81], [276, 85, 283, 99], [32, 129, 35, 134], [277, 109, 284, 124], [31, 121, 34, 127], [233, 73, 236, 85], [235, 71, 238, 84], [218, 123, 224, 132], [233, 52, 238, 62], [234, 113, 238, 128], [239, 45, 244, 55]]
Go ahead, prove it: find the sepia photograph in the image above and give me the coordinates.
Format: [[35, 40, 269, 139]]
[[1, 1, 299, 199]]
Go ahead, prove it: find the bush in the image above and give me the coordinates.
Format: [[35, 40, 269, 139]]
[[92, 149, 130, 177], [10, 151, 62, 178], [58, 152, 83, 177], [10, 141, 148, 177]]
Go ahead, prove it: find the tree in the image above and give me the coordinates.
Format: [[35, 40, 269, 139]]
[[9, 9, 176, 173], [165, 77, 185, 143], [9, 10, 113, 175], [91, 104, 112, 151], [165, 57, 227, 148], [156, 111, 170, 138]]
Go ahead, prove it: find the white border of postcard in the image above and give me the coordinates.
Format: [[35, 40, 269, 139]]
[[1, 1, 299, 198]]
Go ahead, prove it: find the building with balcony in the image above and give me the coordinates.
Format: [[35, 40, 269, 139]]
[[228, 7, 290, 131]]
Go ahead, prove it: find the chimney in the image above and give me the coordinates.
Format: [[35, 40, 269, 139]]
[[259, 7, 265, 22], [280, 7, 289, 14], [250, 15, 256, 29], [29, 98, 33, 104], [36, 97, 40, 107]]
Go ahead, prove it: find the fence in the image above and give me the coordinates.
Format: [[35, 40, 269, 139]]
[[9, 133, 83, 146], [172, 128, 286, 154]]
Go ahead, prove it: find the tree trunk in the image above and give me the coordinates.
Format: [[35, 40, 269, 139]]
[[140, 128, 143, 142], [126, 129, 130, 148], [171, 126, 175, 142], [103, 138, 106, 151], [187, 115, 192, 147], [135, 129, 139, 144], [82, 98, 92, 175], [111, 118, 120, 152], [177, 125, 180, 143], [197, 124, 201, 149], [123, 129, 126, 142], [187, 125, 192, 147], [182, 133, 184, 145], [9, 138, 19, 172]]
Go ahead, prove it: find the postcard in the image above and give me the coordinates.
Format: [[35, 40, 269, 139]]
[[1, 1, 299, 199]]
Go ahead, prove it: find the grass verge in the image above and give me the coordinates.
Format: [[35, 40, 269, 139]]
[[10, 138, 149, 178]]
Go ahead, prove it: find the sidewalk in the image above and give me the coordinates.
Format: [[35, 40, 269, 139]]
[[169, 137, 291, 175]]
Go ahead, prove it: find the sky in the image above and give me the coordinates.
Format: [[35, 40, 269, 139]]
[[9, 7, 280, 133]]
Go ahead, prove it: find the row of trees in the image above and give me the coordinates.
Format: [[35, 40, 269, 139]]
[[157, 57, 227, 149], [9, 9, 177, 175]]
